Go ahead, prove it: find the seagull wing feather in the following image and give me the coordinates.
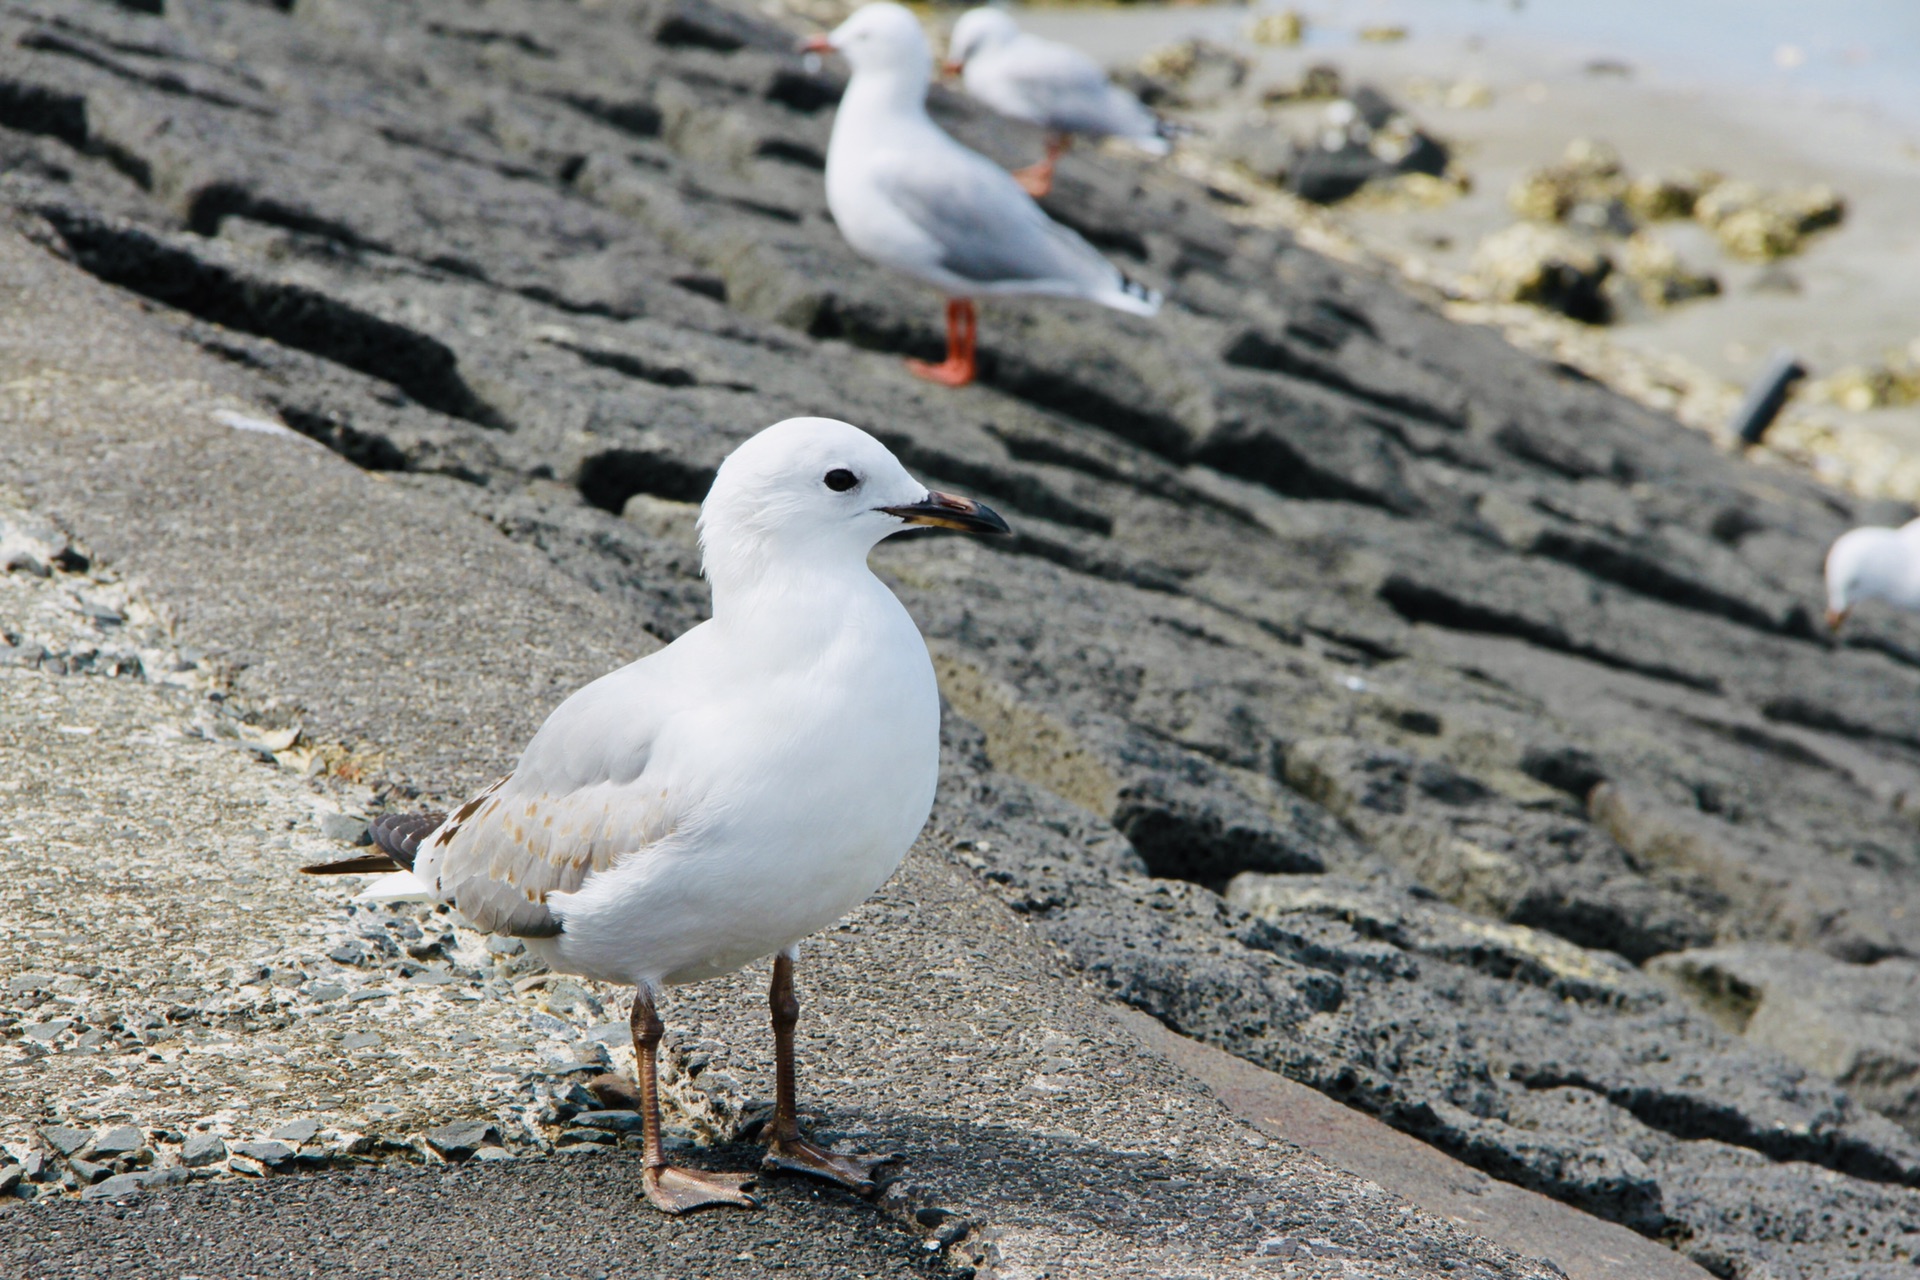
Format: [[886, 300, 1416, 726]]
[[997, 37, 1161, 144], [874, 149, 1120, 295], [418, 647, 695, 937]]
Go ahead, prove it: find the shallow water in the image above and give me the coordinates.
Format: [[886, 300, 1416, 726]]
[[1009, 0, 1920, 131], [1298, 0, 1920, 126]]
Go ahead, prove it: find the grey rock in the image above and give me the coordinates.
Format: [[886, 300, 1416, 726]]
[[39, 1125, 90, 1156], [179, 1133, 226, 1167], [556, 1128, 618, 1147], [229, 1141, 295, 1168], [270, 1120, 322, 1145], [68, 1158, 113, 1185], [568, 1110, 645, 1133], [0, 1166, 18, 1196], [318, 811, 370, 844], [80, 1166, 188, 1201], [87, 1124, 144, 1160], [1651, 945, 1920, 1136], [425, 1120, 501, 1161], [82, 1172, 148, 1200]]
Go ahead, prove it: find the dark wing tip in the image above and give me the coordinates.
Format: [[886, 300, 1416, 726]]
[[301, 853, 403, 875], [368, 811, 448, 869]]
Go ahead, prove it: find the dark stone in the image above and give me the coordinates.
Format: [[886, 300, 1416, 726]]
[[270, 1120, 322, 1145], [568, 1110, 646, 1133], [86, 1125, 144, 1160], [82, 1173, 148, 1200], [179, 1133, 226, 1167], [425, 1120, 501, 1161], [40, 1126, 90, 1157], [230, 1141, 295, 1168]]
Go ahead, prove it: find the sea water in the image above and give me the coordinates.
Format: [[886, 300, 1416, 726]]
[[1295, 0, 1920, 127]]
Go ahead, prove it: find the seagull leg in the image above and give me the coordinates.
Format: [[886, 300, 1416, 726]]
[[906, 299, 978, 388], [630, 987, 760, 1213], [1013, 133, 1070, 198], [760, 950, 895, 1191]]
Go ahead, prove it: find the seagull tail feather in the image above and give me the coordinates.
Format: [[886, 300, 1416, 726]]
[[298, 810, 447, 875], [1104, 270, 1162, 317], [300, 853, 403, 875]]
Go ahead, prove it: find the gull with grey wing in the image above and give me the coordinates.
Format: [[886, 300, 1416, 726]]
[[305, 416, 1010, 1213], [807, 3, 1159, 389]]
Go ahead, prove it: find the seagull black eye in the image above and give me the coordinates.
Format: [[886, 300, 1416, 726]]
[[824, 468, 859, 492]]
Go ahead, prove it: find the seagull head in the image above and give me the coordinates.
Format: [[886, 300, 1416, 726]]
[[698, 417, 1009, 596], [805, 3, 931, 79], [946, 7, 1019, 73], [1824, 525, 1895, 631]]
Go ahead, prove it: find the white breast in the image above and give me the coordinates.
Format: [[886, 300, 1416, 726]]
[[534, 586, 940, 988]]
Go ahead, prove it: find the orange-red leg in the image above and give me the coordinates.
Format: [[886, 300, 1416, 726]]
[[1013, 134, 1071, 198], [906, 298, 978, 388]]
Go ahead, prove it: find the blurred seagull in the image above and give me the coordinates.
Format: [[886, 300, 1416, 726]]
[[806, 3, 1160, 389], [304, 417, 1010, 1213], [945, 7, 1170, 198], [1825, 517, 1920, 629]]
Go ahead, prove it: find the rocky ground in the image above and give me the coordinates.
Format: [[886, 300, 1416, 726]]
[[4, 1, 1920, 1277]]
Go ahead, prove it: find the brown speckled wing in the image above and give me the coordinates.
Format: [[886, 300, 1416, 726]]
[[422, 774, 676, 938]]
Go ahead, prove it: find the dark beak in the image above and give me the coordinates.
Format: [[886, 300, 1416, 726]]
[[801, 33, 834, 53], [881, 490, 1011, 535]]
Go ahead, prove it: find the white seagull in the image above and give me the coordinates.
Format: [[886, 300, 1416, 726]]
[[806, 2, 1160, 389], [1825, 517, 1920, 630], [304, 417, 1010, 1213], [945, 7, 1170, 198]]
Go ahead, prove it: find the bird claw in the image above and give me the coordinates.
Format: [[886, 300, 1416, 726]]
[[905, 356, 975, 388], [762, 1137, 897, 1192], [643, 1164, 761, 1214], [1012, 163, 1054, 199]]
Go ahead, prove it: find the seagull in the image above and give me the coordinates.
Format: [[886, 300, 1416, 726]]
[[945, 7, 1170, 198], [303, 417, 1011, 1213], [806, 2, 1160, 389], [1825, 517, 1920, 629]]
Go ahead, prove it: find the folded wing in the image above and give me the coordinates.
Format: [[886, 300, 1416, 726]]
[[874, 149, 1159, 313]]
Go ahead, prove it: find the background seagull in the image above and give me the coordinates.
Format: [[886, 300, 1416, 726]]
[[305, 416, 1010, 1213], [945, 6, 1171, 198], [807, 2, 1160, 389], [1825, 516, 1920, 629]]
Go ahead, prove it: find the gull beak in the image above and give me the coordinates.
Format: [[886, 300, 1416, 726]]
[[941, 59, 963, 76], [881, 490, 1012, 535], [1826, 606, 1849, 631], [801, 33, 834, 54]]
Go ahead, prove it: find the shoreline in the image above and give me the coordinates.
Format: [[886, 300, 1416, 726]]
[[1011, 3, 1920, 506]]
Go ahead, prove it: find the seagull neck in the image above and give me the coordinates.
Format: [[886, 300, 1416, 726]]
[[707, 553, 887, 638], [839, 63, 933, 126]]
